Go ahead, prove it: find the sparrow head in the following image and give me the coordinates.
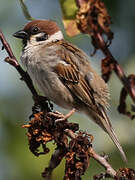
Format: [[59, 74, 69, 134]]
[[13, 19, 64, 47]]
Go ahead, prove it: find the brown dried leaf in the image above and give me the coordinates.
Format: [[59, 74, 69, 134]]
[[66, 152, 75, 163], [75, 162, 83, 169], [76, 0, 113, 38], [76, 2, 91, 34], [101, 57, 114, 82], [42, 131, 52, 142]]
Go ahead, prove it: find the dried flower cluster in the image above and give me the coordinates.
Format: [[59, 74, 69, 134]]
[[22, 105, 93, 179], [64, 131, 92, 179]]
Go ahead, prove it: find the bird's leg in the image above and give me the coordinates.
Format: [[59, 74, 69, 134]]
[[47, 108, 76, 123], [55, 108, 76, 123], [47, 111, 65, 119]]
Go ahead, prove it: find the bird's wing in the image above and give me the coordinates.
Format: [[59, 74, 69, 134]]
[[53, 40, 110, 113], [55, 61, 108, 123], [54, 41, 98, 110], [55, 62, 95, 108], [54, 41, 127, 161], [54, 40, 105, 110]]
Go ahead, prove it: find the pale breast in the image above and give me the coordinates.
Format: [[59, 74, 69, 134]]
[[21, 44, 74, 109]]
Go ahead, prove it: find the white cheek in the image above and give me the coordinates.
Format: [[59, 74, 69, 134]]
[[29, 33, 45, 45], [46, 31, 64, 43]]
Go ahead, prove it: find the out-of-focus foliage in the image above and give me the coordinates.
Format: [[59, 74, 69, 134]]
[[60, 0, 80, 36], [0, 0, 135, 180], [19, 0, 34, 20], [60, 0, 78, 19]]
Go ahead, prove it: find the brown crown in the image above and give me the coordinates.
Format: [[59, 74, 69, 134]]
[[23, 19, 60, 35]]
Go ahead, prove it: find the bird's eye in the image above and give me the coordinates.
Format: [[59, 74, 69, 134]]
[[31, 27, 39, 34]]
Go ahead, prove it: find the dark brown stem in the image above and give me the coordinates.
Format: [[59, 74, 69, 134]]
[[42, 147, 66, 179], [0, 31, 17, 60], [96, 33, 135, 102], [0, 30, 38, 98]]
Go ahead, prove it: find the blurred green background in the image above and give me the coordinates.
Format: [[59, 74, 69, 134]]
[[0, 0, 135, 179]]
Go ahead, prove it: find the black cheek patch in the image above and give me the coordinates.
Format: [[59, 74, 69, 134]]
[[36, 33, 48, 41]]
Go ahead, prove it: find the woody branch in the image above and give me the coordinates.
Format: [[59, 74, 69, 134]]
[[0, 30, 50, 109]]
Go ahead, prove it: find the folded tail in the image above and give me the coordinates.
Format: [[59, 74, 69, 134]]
[[107, 126, 127, 162], [86, 105, 127, 162]]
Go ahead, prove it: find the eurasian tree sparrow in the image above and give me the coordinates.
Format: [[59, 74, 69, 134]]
[[13, 19, 126, 161]]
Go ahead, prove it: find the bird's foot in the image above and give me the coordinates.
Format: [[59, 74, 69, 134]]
[[47, 108, 76, 124], [55, 108, 76, 123]]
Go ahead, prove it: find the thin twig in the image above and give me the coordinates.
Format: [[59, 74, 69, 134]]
[[19, 0, 34, 21], [0, 30, 38, 97], [89, 148, 116, 177]]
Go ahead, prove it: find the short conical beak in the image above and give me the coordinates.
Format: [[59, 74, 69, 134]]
[[13, 30, 28, 39]]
